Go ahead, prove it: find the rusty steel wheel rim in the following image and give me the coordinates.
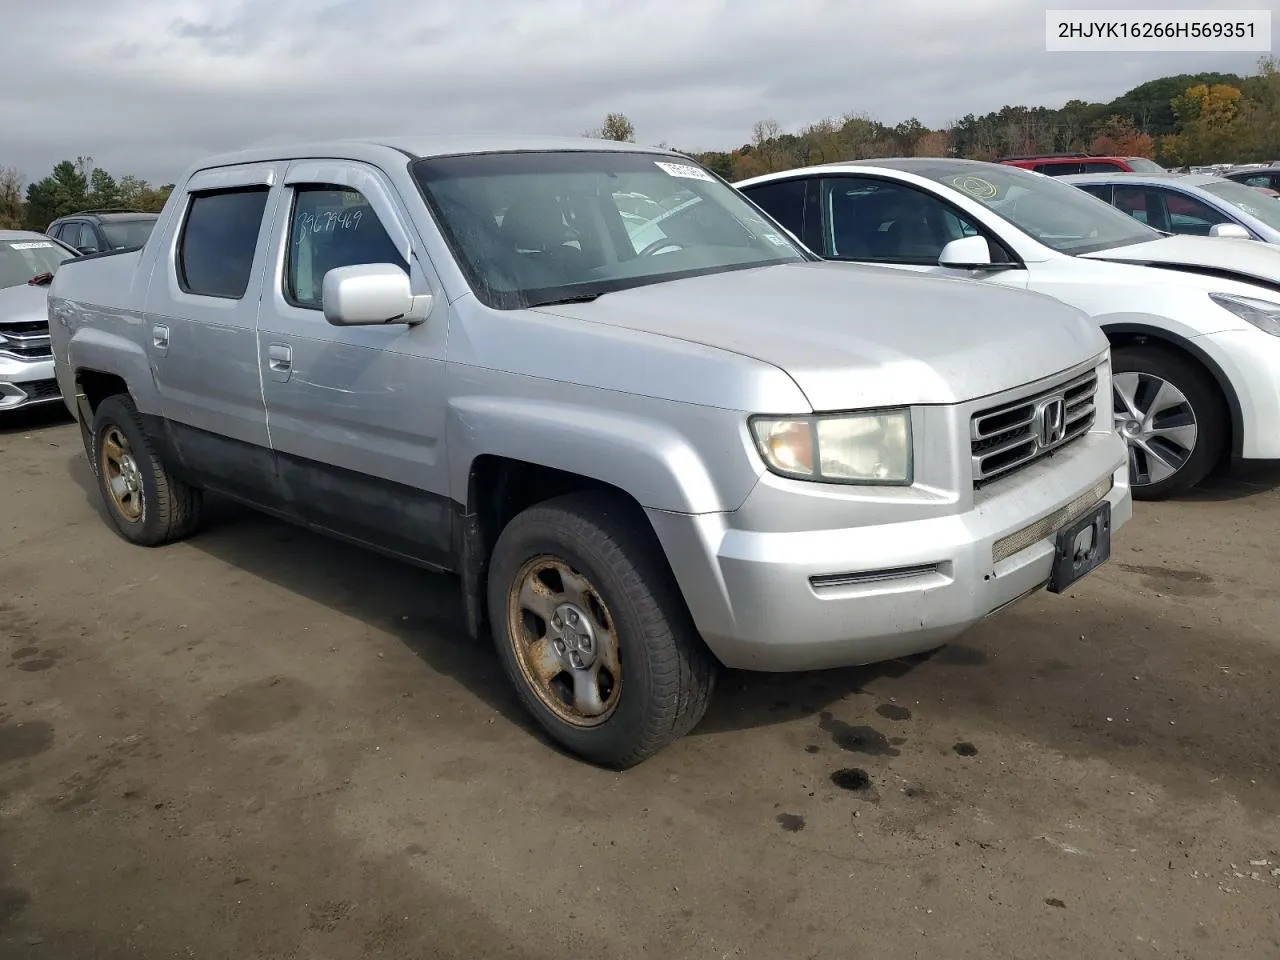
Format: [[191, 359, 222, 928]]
[[99, 425, 144, 522], [507, 556, 622, 727]]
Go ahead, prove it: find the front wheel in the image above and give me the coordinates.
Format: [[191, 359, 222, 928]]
[[1111, 345, 1226, 500], [487, 491, 716, 769]]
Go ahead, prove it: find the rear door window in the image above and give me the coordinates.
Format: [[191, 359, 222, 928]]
[[177, 187, 272, 299], [1035, 163, 1083, 176]]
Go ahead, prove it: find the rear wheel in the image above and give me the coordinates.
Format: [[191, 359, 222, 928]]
[[1111, 345, 1226, 500], [487, 491, 716, 769], [91, 395, 203, 545]]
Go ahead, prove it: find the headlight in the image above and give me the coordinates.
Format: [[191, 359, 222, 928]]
[[750, 410, 912, 484], [1209, 292, 1280, 336]]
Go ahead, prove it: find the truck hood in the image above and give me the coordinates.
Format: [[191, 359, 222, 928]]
[[535, 261, 1105, 409], [1080, 235, 1280, 290], [0, 282, 51, 325]]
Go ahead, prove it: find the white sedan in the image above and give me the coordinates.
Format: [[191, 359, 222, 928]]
[[737, 159, 1280, 499]]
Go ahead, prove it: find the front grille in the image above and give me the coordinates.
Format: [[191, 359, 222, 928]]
[[0, 320, 52, 360], [971, 366, 1098, 486]]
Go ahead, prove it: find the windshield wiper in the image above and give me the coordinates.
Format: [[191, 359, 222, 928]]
[[27, 272, 54, 286], [525, 293, 602, 308]]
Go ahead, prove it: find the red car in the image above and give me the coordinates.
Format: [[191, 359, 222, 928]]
[[996, 153, 1166, 176]]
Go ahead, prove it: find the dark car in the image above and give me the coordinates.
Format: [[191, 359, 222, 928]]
[[45, 209, 159, 255], [1224, 165, 1280, 192]]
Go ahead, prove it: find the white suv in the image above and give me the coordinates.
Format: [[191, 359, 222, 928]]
[[738, 158, 1280, 499]]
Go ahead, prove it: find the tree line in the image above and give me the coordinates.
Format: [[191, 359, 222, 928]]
[[5, 56, 1279, 232], [0, 156, 172, 231], [593, 55, 1280, 182]]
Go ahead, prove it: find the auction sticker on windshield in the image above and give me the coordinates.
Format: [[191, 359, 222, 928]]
[[654, 161, 716, 182], [8, 242, 55, 250]]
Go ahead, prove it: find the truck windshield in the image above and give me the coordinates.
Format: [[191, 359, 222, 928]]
[[411, 151, 809, 309], [914, 162, 1162, 255], [0, 238, 74, 289]]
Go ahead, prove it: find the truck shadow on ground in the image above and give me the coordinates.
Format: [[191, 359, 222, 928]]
[[60, 450, 922, 745], [61, 449, 1280, 803]]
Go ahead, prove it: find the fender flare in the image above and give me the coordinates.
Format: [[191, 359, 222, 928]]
[[447, 396, 755, 515], [67, 326, 159, 416]]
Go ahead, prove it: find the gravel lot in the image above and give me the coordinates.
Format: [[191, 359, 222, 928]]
[[2, 406, 1279, 960]]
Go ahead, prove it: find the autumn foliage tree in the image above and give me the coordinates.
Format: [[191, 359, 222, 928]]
[[1160, 83, 1248, 165], [1088, 115, 1155, 158], [688, 57, 1280, 177]]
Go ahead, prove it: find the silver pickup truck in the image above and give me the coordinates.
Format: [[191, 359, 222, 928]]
[[48, 137, 1132, 767]]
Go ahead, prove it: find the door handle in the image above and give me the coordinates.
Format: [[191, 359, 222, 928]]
[[152, 324, 169, 354], [267, 343, 292, 382]]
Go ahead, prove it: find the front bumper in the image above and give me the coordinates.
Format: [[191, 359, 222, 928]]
[[647, 430, 1131, 672], [1192, 328, 1280, 460], [0, 356, 61, 411]]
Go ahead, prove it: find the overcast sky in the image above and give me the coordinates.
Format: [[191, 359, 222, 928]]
[[5, 0, 1272, 185]]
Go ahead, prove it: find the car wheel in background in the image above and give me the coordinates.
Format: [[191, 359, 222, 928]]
[[1111, 345, 1227, 500]]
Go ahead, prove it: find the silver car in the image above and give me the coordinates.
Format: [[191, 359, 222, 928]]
[[1063, 171, 1280, 243], [0, 229, 77, 412], [49, 137, 1130, 767]]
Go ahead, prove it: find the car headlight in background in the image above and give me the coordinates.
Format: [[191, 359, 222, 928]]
[[1209, 292, 1280, 336], [750, 410, 912, 484]]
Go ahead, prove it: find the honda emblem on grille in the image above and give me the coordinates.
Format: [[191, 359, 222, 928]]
[[1033, 395, 1067, 449]]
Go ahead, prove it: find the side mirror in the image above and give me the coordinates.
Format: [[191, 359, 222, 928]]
[[321, 263, 433, 327], [938, 235, 994, 269], [1209, 222, 1252, 239], [76, 245, 98, 255]]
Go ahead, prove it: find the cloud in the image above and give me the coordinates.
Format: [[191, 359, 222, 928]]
[[3, 0, 1264, 184]]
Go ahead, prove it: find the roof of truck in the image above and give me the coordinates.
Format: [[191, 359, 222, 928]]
[[191, 135, 681, 170]]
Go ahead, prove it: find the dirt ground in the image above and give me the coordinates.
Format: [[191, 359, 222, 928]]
[[1, 405, 1278, 960]]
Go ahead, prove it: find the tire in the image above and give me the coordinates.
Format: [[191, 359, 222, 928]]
[[90, 394, 203, 545], [486, 491, 716, 769], [1111, 345, 1227, 500]]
